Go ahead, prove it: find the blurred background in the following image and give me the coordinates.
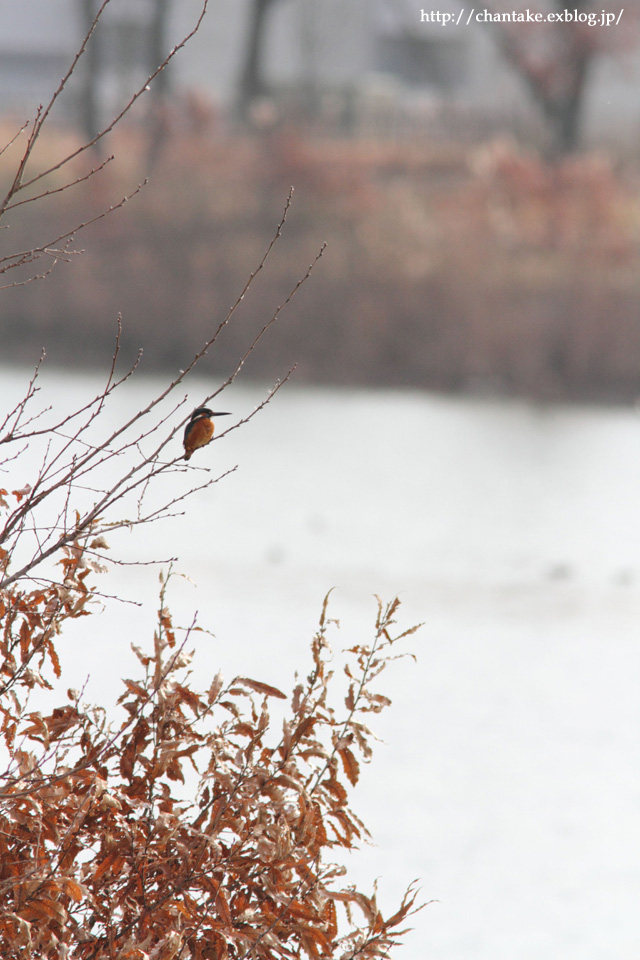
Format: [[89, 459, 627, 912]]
[[2, 2, 640, 959], [1, 0, 640, 400]]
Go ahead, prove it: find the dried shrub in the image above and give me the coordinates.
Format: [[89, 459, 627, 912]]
[[0, 523, 421, 959]]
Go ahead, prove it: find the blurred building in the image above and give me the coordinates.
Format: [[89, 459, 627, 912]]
[[0, 0, 638, 144]]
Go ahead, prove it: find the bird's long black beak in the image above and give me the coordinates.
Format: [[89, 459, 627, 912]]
[[211, 412, 231, 416]]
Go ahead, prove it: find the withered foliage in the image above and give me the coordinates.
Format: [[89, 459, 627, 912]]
[[0, 523, 420, 959]]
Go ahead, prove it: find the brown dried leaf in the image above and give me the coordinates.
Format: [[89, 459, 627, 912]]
[[89, 536, 109, 550], [321, 776, 348, 805], [121, 679, 147, 699], [345, 683, 355, 711], [235, 677, 287, 699], [19, 619, 30, 663], [339, 747, 360, 786], [93, 851, 127, 882], [208, 671, 224, 704], [323, 896, 338, 940], [289, 715, 317, 750], [60, 877, 85, 902], [21, 896, 67, 925], [173, 682, 203, 714], [233, 722, 256, 739]]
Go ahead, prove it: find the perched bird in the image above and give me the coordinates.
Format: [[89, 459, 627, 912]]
[[183, 407, 230, 461]]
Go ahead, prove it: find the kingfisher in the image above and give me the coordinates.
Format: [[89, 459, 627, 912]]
[[182, 407, 231, 461]]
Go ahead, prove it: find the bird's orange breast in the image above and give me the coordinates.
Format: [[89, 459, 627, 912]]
[[184, 417, 214, 459]]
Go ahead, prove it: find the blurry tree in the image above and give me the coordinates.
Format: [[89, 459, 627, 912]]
[[147, 0, 177, 163], [76, 0, 176, 145], [78, 0, 103, 143], [236, 0, 289, 121], [473, 0, 639, 154], [149, 0, 174, 104]]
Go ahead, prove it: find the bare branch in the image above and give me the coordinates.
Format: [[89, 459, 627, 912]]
[[14, 0, 210, 199], [0, 180, 147, 282], [3, 154, 115, 214], [0, 121, 30, 160]]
